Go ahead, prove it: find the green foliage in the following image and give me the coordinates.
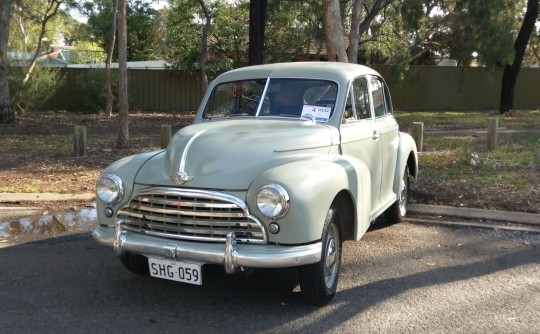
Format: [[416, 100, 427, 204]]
[[83, 0, 164, 61], [164, 0, 247, 73], [265, 0, 325, 62], [8, 66, 64, 112], [71, 41, 107, 64], [76, 69, 118, 113], [9, 0, 82, 51]]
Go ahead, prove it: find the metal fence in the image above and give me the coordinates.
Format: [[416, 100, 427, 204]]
[[45, 68, 204, 113], [43, 66, 540, 113]]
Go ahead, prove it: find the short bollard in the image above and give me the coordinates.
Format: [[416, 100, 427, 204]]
[[160, 125, 172, 149], [73, 126, 87, 157], [412, 122, 424, 152], [487, 118, 498, 152]]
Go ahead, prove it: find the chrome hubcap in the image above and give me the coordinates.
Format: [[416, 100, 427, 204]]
[[399, 171, 408, 217], [324, 224, 339, 288]]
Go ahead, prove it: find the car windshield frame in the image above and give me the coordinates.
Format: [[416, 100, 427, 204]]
[[202, 78, 339, 123]]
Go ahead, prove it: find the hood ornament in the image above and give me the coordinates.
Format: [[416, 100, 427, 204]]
[[172, 171, 193, 184], [172, 130, 206, 185]]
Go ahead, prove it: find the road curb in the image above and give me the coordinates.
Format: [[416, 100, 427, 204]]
[[0, 193, 95, 203], [409, 204, 539, 226]]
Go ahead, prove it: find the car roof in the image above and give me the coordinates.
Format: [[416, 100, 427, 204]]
[[213, 62, 381, 84]]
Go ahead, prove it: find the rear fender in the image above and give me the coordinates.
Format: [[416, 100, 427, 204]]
[[393, 132, 418, 195]]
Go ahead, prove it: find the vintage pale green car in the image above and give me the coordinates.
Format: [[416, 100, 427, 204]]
[[93, 62, 418, 305]]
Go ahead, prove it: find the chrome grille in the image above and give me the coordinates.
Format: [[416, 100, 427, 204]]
[[116, 188, 267, 244]]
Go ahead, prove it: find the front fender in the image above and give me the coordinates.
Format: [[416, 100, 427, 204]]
[[95, 150, 165, 227], [246, 155, 371, 245]]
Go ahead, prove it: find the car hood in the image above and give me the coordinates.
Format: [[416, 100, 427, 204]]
[[135, 119, 336, 190]]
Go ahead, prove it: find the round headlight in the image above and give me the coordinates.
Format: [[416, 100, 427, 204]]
[[256, 184, 289, 218], [96, 173, 124, 204]]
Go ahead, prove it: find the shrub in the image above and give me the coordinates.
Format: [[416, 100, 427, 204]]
[[8, 66, 65, 113]]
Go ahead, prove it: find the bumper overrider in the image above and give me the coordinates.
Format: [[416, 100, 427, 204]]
[[93, 220, 322, 274]]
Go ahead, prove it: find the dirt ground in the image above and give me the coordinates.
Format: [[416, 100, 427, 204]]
[[1, 111, 538, 214]]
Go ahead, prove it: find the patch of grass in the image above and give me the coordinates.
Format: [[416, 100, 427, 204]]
[[0, 183, 40, 193], [404, 112, 539, 212], [395, 109, 540, 131], [0, 135, 72, 156]]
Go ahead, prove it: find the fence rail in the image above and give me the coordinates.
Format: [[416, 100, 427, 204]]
[[42, 65, 540, 113]]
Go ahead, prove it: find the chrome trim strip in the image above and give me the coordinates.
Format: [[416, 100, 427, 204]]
[[117, 187, 268, 243], [94, 225, 322, 271], [255, 77, 270, 117], [173, 130, 206, 184], [180, 130, 206, 172], [138, 197, 240, 209], [125, 205, 246, 218], [134, 187, 250, 216], [122, 226, 265, 244]]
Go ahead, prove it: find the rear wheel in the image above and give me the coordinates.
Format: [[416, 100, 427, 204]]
[[299, 205, 342, 306], [119, 252, 149, 275], [385, 166, 410, 224]]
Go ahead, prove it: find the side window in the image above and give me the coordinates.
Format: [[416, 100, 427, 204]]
[[353, 77, 371, 120], [370, 76, 388, 117], [343, 88, 356, 121]]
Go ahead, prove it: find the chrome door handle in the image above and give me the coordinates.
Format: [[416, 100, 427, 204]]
[[372, 131, 380, 140]]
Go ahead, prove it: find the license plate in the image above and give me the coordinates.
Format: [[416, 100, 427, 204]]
[[148, 258, 202, 285]]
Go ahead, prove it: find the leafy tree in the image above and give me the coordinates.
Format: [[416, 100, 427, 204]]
[[165, 0, 248, 75], [264, 0, 325, 62], [83, 0, 164, 61], [11, 0, 79, 84], [9, 0, 69, 52], [71, 40, 106, 63]]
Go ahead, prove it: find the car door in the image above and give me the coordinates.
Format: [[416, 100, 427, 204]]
[[340, 76, 383, 217], [369, 76, 400, 208]]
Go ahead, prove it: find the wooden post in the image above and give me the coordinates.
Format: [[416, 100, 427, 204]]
[[487, 118, 498, 152], [160, 125, 172, 149], [73, 126, 87, 157], [412, 122, 424, 152]]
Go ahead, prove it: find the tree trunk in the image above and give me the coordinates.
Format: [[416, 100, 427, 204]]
[[347, 0, 363, 63], [116, 0, 129, 149], [499, 0, 538, 114], [322, 0, 348, 62], [0, 0, 13, 123], [104, 0, 118, 117], [358, 0, 385, 37], [22, 0, 61, 85], [197, 0, 211, 94], [248, 0, 267, 65]]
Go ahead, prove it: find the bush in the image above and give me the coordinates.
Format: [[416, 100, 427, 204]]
[[8, 66, 65, 113], [76, 69, 117, 113]]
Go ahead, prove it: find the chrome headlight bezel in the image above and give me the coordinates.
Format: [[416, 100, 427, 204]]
[[96, 173, 124, 204], [256, 183, 290, 219]]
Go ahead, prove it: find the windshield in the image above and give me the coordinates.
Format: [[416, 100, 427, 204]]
[[202, 78, 338, 122]]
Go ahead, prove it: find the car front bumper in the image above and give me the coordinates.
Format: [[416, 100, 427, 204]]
[[93, 221, 322, 274]]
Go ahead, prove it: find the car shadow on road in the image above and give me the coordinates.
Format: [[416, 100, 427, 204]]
[[1, 231, 539, 333]]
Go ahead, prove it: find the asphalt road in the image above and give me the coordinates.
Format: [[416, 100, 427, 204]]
[[1, 222, 539, 334]]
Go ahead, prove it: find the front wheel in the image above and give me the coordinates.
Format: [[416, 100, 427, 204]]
[[299, 205, 342, 306], [385, 166, 410, 224]]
